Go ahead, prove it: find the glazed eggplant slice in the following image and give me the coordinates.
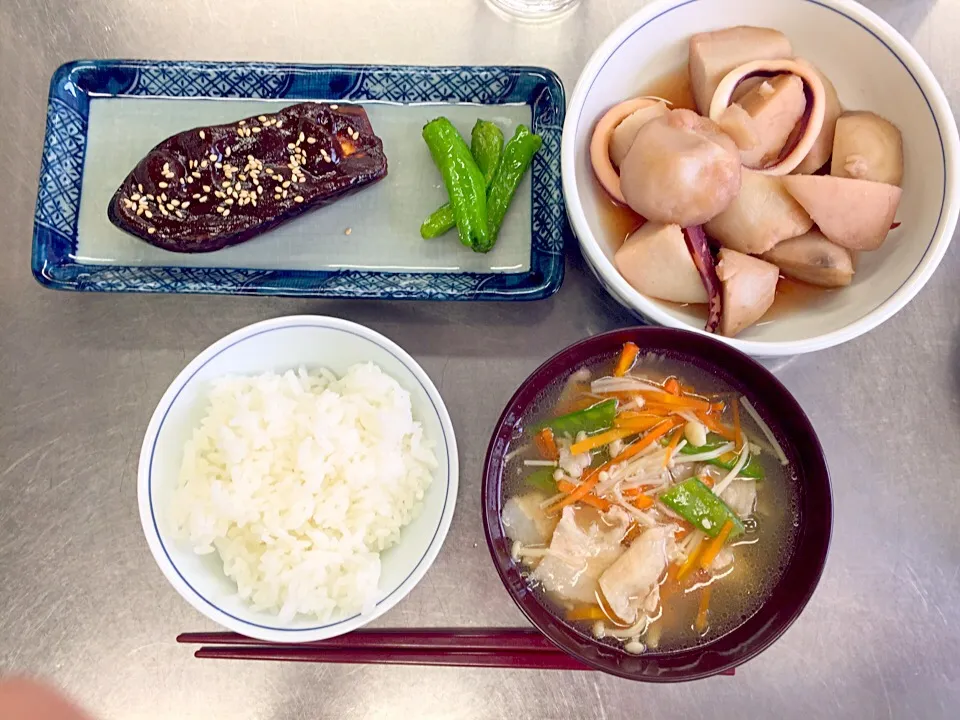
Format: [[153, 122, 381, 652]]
[[108, 102, 388, 253]]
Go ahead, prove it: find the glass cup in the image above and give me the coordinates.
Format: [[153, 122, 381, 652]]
[[485, 0, 580, 21]]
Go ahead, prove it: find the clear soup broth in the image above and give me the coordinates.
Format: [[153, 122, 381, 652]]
[[500, 346, 799, 654]]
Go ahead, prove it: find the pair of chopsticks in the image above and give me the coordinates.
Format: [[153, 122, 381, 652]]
[[178, 628, 591, 670], [177, 628, 735, 674]]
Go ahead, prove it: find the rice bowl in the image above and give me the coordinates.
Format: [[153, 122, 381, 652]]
[[139, 316, 458, 643]]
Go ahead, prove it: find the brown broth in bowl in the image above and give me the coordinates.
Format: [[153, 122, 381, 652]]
[[595, 67, 836, 325], [499, 346, 799, 654]]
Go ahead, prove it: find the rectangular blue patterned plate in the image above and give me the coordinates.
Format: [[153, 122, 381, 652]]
[[33, 61, 566, 300]]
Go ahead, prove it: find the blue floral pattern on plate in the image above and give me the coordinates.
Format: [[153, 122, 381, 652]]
[[32, 61, 566, 300]]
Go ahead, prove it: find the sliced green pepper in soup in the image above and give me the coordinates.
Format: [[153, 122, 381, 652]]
[[534, 398, 617, 438], [677, 434, 728, 455], [660, 478, 744, 539], [713, 451, 764, 479], [525, 467, 558, 494]]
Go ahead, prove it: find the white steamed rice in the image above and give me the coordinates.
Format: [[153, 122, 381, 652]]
[[171, 362, 437, 621]]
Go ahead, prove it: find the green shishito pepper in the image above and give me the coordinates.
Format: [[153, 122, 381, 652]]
[[471, 120, 505, 187], [483, 125, 543, 251], [676, 433, 765, 480], [421, 118, 491, 251], [421, 120, 504, 240], [534, 398, 617, 438], [525, 467, 558, 494], [660, 478, 744, 539]]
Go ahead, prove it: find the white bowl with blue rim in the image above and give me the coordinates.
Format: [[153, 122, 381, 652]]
[[562, 0, 960, 357], [137, 315, 458, 643]]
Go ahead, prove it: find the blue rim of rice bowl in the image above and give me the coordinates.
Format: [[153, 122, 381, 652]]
[[148, 324, 453, 632], [574, 0, 946, 313]]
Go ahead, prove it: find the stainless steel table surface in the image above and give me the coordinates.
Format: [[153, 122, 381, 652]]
[[1, 1, 958, 718]]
